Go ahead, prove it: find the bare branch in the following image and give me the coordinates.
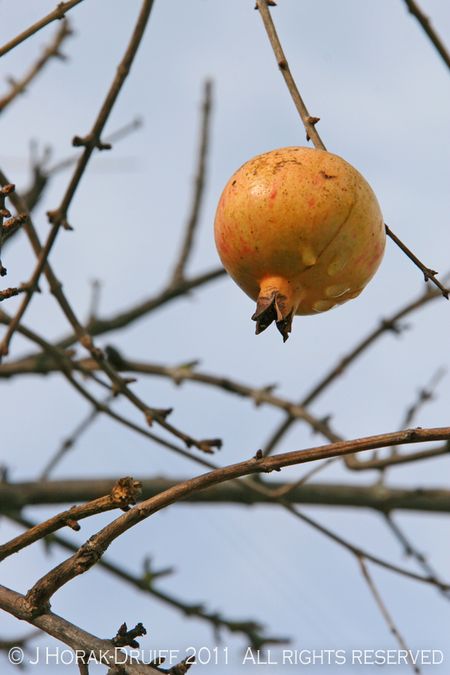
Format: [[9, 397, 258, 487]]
[[0, 1, 83, 58], [401, 367, 446, 430], [0, 584, 159, 675], [0, 118, 143, 239], [255, 0, 324, 148], [346, 442, 450, 471], [0, 20, 72, 114], [365, 367, 449, 469], [47, 117, 144, 177], [403, 0, 450, 70], [170, 80, 213, 285], [39, 393, 114, 480], [2, 476, 449, 513], [385, 225, 449, 299], [0, 477, 142, 562], [20, 426, 450, 613], [0, 308, 221, 467], [274, 500, 448, 591], [57, 266, 226, 349], [384, 513, 450, 601], [0, 265, 225, 358], [358, 557, 421, 674]]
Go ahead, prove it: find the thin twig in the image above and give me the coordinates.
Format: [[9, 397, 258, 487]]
[[48, 118, 144, 176], [347, 442, 450, 471], [385, 225, 449, 299], [39, 393, 114, 481], [358, 556, 421, 675], [255, 0, 449, 299], [0, 629, 42, 656], [0, 0, 84, 58], [0, 20, 72, 114], [0, 0, 156, 358], [86, 279, 102, 325], [383, 513, 450, 601], [0, 346, 341, 443], [0, 265, 225, 357], [403, 0, 450, 70], [0, 478, 142, 562], [371, 367, 448, 467], [0, 118, 143, 238], [401, 367, 446, 430], [170, 80, 213, 285], [255, 0, 325, 148], [266, 496, 450, 590], [7, 513, 284, 650], [0, 308, 220, 469], [262, 283, 444, 456], [57, 267, 226, 350]]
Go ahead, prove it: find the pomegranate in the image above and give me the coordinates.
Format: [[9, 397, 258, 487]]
[[214, 146, 385, 341]]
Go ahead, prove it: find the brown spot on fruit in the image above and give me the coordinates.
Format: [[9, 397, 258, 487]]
[[320, 170, 336, 180]]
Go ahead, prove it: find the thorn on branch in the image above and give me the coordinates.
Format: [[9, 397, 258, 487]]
[[72, 134, 112, 151], [380, 318, 408, 335], [146, 408, 173, 426], [196, 438, 222, 454], [111, 378, 138, 397], [306, 116, 320, 141], [46, 209, 72, 230], [141, 556, 175, 588], [123, 377, 137, 387], [53, 49, 68, 62], [315, 414, 333, 434], [66, 518, 80, 531], [254, 0, 277, 8], [111, 621, 147, 649], [169, 360, 201, 385], [251, 383, 277, 406]]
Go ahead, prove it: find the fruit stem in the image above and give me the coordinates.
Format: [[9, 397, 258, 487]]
[[251, 276, 301, 342]]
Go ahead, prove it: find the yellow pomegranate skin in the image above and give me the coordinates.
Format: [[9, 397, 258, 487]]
[[214, 146, 385, 340]]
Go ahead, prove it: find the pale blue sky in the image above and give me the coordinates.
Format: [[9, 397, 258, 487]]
[[1, 1, 449, 673]]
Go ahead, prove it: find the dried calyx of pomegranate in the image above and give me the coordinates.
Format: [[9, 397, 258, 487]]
[[214, 146, 385, 341]]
